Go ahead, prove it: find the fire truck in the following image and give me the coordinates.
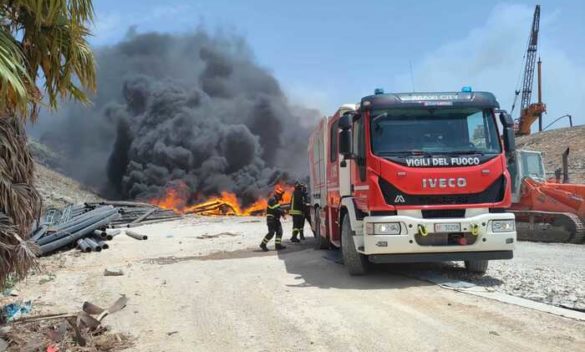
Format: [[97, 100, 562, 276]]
[[308, 88, 517, 275]]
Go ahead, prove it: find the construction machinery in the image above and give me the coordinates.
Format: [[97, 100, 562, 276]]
[[511, 5, 546, 136], [509, 149, 585, 243]]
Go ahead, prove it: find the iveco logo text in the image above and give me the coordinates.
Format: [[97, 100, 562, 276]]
[[422, 178, 467, 188]]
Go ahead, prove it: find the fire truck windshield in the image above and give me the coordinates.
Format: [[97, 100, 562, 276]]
[[370, 107, 501, 156]]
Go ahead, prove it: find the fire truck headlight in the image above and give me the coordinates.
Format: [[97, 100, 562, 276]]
[[491, 220, 515, 233], [368, 222, 401, 235]]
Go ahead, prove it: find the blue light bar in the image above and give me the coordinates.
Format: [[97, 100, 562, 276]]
[[375, 88, 384, 95], [461, 86, 472, 93]]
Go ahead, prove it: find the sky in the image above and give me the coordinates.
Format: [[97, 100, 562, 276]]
[[91, 0, 585, 129]]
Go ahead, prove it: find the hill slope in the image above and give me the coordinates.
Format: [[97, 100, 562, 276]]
[[516, 125, 585, 183], [34, 163, 102, 209], [28, 139, 103, 209]]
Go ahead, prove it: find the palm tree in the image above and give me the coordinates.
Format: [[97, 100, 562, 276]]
[[0, 0, 96, 286]]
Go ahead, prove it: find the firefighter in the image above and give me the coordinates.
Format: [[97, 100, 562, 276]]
[[260, 189, 286, 251], [290, 181, 308, 242]]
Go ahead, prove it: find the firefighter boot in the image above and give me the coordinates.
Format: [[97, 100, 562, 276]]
[[299, 230, 305, 241], [259, 243, 269, 252], [291, 229, 300, 243]]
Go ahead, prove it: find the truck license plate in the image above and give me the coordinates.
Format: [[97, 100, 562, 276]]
[[434, 223, 461, 232]]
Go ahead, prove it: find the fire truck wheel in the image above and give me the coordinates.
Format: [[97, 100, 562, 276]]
[[314, 208, 330, 249], [341, 214, 369, 275], [464, 260, 488, 274]]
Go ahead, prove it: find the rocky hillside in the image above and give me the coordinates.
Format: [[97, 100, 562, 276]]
[[516, 125, 585, 183], [28, 139, 103, 209], [34, 163, 102, 209]]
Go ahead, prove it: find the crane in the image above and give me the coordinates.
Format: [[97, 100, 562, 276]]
[[511, 5, 546, 136]]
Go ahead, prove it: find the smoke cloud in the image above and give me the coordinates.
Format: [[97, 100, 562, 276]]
[[31, 30, 318, 203]]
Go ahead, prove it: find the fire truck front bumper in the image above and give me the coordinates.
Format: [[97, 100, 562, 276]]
[[358, 212, 516, 260]]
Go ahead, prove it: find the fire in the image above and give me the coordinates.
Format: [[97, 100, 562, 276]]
[[150, 181, 294, 216]]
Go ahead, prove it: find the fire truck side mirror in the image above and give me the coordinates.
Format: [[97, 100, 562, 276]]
[[338, 113, 354, 160], [339, 129, 352, 159], [502, 127, 516, 154], [499, 111, 514, 128], [498, 111, 516, 154], [339, 113, 354, 130]]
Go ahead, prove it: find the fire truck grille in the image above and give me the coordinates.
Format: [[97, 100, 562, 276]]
[[379, 176, 506, 206], [422, 209, 465, 218], [415, 232, 478, 246]]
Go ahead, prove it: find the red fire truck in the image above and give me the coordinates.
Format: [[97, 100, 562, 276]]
[[308, 88, 517, 275]]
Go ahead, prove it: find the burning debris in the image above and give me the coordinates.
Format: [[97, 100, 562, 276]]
[[32, 30, 318, 207], [149, 181, 294, 216], [29, 182, 293, 257]]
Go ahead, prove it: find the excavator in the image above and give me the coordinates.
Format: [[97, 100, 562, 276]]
[[504, 5, 584, 244], [511, 5, 546, 136], [507, 148, 585, 244]]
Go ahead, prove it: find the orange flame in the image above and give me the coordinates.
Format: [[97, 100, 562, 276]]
[[149, 181, 294, 216]]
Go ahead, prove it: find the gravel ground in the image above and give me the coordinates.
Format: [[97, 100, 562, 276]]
[[475, 242, 585, 310], [11, 217, 585, 352], [395, 241, 585, 311]]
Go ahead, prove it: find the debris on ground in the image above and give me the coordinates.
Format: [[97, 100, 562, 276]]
[[124, 230, 148, 241], [0, 296, 131, 351], [1, 301, 32, 323], [29, 202, 181, 256], [103, 269, 124, 277]]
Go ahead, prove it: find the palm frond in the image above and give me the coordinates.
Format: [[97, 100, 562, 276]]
[[0, 28, 34, 119], [1, 0, 97, 119]]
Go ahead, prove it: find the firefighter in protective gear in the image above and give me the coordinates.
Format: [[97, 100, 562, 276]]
[[290, 181, 309, 242], [260, 189, 286, 251]]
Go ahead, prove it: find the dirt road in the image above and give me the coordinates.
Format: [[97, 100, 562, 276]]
[[17, 216, 585, 351]]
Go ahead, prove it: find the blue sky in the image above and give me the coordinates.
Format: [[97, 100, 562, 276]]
[[91, 0, 585, 128]]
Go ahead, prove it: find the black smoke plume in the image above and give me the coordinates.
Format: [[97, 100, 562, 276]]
[[30, 30, 318, 203]]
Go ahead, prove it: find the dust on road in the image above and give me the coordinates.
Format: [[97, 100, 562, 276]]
[[15, 216, 585, 352]]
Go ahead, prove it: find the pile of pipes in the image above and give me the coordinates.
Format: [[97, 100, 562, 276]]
[[86, 201, 183, 228], [29, 201, 181, 256], [31, 205, 120, 256]]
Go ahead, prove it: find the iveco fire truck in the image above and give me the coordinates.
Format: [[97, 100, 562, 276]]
[[308, 88, 517, 275]]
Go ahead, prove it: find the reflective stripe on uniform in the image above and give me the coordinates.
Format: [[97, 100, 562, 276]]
[[289, 210, 302, 215], [268, 203, 280, 209]]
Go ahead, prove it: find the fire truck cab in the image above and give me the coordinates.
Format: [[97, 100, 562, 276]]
[[308, 88, 517, 275]]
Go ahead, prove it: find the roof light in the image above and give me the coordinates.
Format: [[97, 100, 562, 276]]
[[461, 86, 472, 93], [374, 88, 384, 95]]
